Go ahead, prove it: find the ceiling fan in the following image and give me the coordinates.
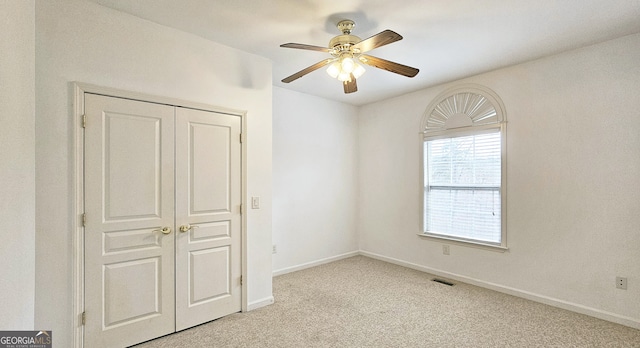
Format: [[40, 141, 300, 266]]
[[280, 19, 419, 94]]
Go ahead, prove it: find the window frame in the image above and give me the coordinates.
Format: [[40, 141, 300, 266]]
[[419, 84, 507, 251]]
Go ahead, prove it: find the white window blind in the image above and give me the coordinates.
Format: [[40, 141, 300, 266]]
[[424, 131, 502, 244]]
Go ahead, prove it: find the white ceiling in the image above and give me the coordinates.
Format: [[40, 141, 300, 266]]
[[86, 0, 640, 106]]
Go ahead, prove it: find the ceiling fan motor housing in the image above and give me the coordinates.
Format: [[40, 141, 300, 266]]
[[329, 35, 362, 56], [330, 19, 362, 57]]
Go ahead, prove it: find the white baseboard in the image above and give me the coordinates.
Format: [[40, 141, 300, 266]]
[[246, 296, 274, 311], [360, 250, 640, 330], [272, 251, 360, 277]]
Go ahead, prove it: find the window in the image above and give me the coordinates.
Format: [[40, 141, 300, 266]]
[[421, 85, 507, 248]]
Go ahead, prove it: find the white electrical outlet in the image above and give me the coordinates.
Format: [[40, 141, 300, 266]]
[[443, 245, 450, 255], [616, 276, 627, 290], [272, 245, 277, 254]]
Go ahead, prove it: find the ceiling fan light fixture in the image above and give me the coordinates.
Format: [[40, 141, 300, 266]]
[[326, 62, 341, 78], [327, 56, 365, 81], [341, 57, 355, 73], [352, 63, 365, 79], [337, 71, 351, 82]]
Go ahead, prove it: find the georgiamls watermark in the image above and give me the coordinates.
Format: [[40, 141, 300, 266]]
[[0, 331, 52, 348]]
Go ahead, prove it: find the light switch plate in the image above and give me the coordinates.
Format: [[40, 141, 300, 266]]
[[251, 196, 260, 209]]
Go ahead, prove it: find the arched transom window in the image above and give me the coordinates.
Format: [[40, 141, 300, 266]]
[[420, 84, 507, 249]]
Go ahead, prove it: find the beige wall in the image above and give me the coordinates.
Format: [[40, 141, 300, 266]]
[[0, 0, 35, 330]]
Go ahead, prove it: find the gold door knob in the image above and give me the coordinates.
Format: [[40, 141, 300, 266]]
[[179, 224, 199, 233], [153, 227, 172, 235]]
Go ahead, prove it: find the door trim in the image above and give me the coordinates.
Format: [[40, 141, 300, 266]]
[[72, 82, 248, 348]]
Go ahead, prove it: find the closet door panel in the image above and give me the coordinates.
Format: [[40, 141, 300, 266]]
[[84, 94, 176, 348], [175, 107, 242, 331]]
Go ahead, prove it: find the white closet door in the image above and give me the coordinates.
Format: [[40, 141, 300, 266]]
[[84, 94, 176, 347], [175, 107, 242, 331]]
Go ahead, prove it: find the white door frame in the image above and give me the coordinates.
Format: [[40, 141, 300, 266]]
[[71, 82, 248, 348]]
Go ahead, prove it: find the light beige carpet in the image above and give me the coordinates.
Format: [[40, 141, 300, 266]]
[[135, 256, 640, 347]]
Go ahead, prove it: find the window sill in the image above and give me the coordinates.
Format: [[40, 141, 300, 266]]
[[417, 233, 508, 253]]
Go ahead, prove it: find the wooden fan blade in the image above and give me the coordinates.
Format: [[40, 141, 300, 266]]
[[280, 43, 331, 52], [359, 54, 419, 78], [352, 30, 403, 53], [343, 74, 357, 94], [281, 59, 333, 83]]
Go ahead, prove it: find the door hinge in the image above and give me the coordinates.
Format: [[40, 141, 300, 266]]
[[82, 213, 86, 227], [82, 114, 86, 128], [239, 133, 243, 143], [240, 275, 243, 286], [81, 312, 86, 325]]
